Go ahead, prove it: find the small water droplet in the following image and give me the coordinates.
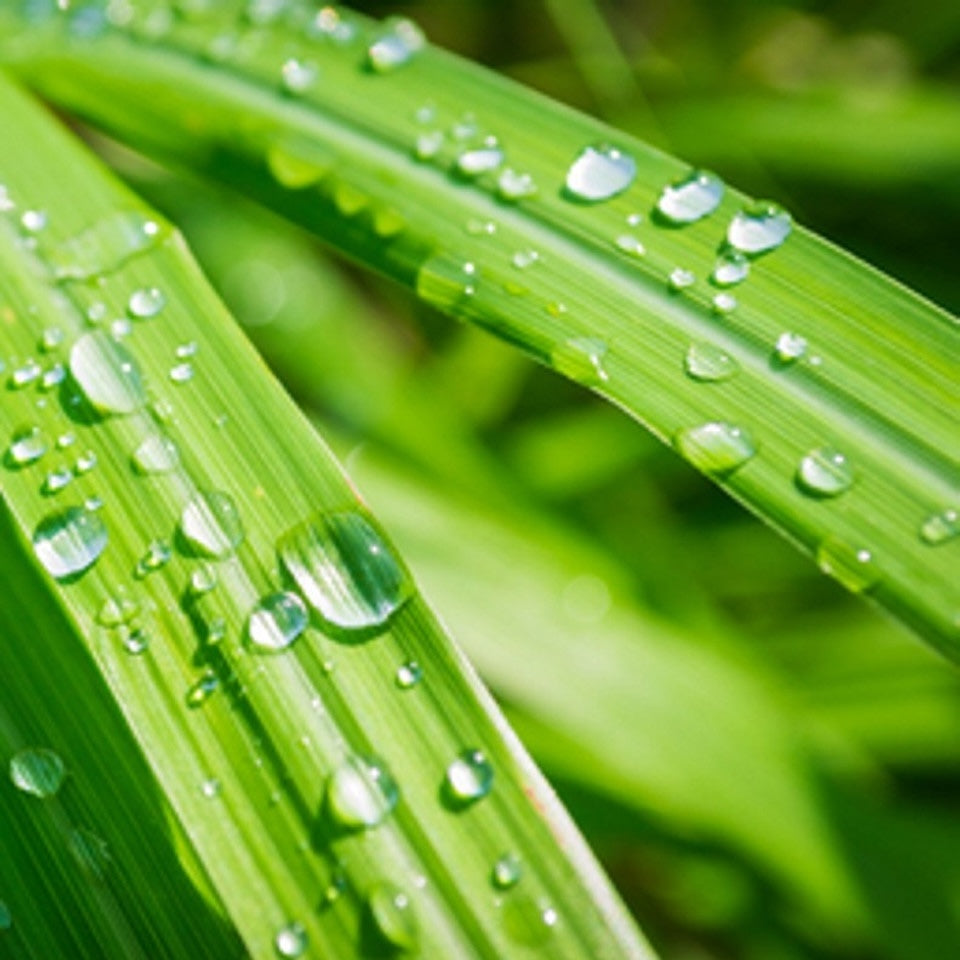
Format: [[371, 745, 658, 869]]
[[711, 292, 737, 315], [511, 249, 540, 270], [20, 209, 47, 233], [685, 342, 740, 382], [796, 447, 854, 497], [711, 252, 750, 287], [190, 563, 219, 595], [920, 508, 959, 546], [186, 670, 219, 707], [551, 337, 609, 386], [503, 896, 559, 946], [565, 144, 636, 202], [122, 626, 150, 655], [668, 267, 695, 291], [414, 130, 444, 160], [367, 885, 417, 951], [33, 505, 108, 579], [456, 145, 505, 177], [465, 218, 497, 236], [41, 363, 66, 391], [395, 660, 422, 689], [278, 510, 412, 633], [132, 433, 180, 474], [492, 852, 523, 889], [9, 748, 66, 798], [326, 755, 399, 829], [675, 422, 757, 474], [444, 749, 494, 806], [127, 286, 166, 319], [169, 361, 194, 384], [281, 57, 317, 94], [367, 18, 425, 72], [180, 491, 244, 558], [727, 201, 792, 255], [497, 168, 538, 201], [266, 138, 334, 188], [137, 538, 172, 576], [42, 467, 74, 495], [817, 538, 877, 593], [40, 327, 65, 352], [274, 922, 309, 958], [774, 332, 808, 363], [7, 426, 48, 467], [656, 169, 724, 224], [247, 591, 308, 651], [201, 777, 222, 798], [75, 450, 97, 474], [49, 212, 164, 280], [69, 331, 146, 415], [626, 212, 644, 226], [97, 588, 139, 627], [10, 359, 41, 388], [614, 233, 646, 257]]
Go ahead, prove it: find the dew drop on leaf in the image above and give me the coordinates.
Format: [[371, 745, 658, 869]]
[[169, 361, 194, 384], [492, 852, 523, 890], [247, 591, 309, 652], [326, 755, 399, 829], [497, 168, 537, 201], [69, 331, 146, 415], [414, 130, 444, 161], [796, 447, 854, 497], [614, 233, 645, 257], [280, 58, 317, 95], [274, 922, 308, 958], [727, 202, 792, 255], [668, 267, 695, 291], [132, 433, 180, 474], [127, 286, 166, 319], [655, 169, 724, 224], [551, 337, 609, 386], [456, 145, 505, 177], [9, 748, 66, 798], [367, 884, 418, 951], [186, 670, 219, 708], [816, 538, 878, 593], [33, 505, 108, 579], [774, 332, 808, 363], [367, 18, 425, 72], [7, 426, 47, 467], [395, 660, 423, 690], [712, 292, 737, 314], [10, 359, 41, 389], [565, 144, 636, 202], [675, 422, 757, 474], [42, 467, 73, 495], [444, 749, 494, 805], [920, 508, 959, 546], [685, 342, 740, 382], [180, 490, 245, 558]]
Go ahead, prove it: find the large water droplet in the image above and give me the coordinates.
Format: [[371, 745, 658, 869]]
[[367, 885, 418, 951], [456, 146, 505, 177], [132, 433, 180, 474], [444, 749, 494, 806], [9, 748, 66, 798], [48, 212, 163, 280], [920, 508, 959, 546], [711, 252, 750, 287], [33, 505, 108, 579], [492, 852, 523, 890], [247, 591, 308, 651], [565, 144, 636, 202], [655, 169, 724, 224], [675, 422, 757, 474], [796, 447, 854, 497], [7, 426, 47, 467], [69, 331, 146, 415], [274, 922, 308, 958], [326, 755, 399, 830], [278, 510, 412, 633], [727, 202, 792, 255], [367, 18, 425, 72], [685, 342, 740, 382], [551, 337, 609, 386], [180, 491, 244, 558], [817, 538, 878, 593]]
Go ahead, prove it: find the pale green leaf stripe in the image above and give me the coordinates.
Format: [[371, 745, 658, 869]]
[[0, 75, 652, 959], [2, 2, 955, 657]]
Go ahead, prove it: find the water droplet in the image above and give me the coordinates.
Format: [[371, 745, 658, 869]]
[[180, 491, 244, 558], [68, 828, 110, 878], [796, 447, 854, 497], [137, 539, 172, 576], [511, 249, 540, 270], [75, 450, 97, 474], [41, 363, 66, 391], [274, 922, 308, 958], [122, 627, 150, 655], [33, 505, 108, 579], [727, 201, 792, 255], [444, 749, 494, 806], [817, 538, 877, 593], [920, 508, 959, 546], [40, 327, 65, 352], [565, 144, 636, 202], [266, 138, 334, 189], [668, 267, 695, 291], [675, 422, 757, 474], [367, 18, 425, 72], [614, 233, 645, 257], [456, 145, 505, 177], [132, 433, 180, 474], [186, 670, 219, 707], [9, 748, 66, 798], [169, 361, 194, 384], [69, 331, 146, 415], [775, 332, 807, 363], [49, 212, 164, 280], [414, 130, 444, 161], [465, 218, 497, 236], [395, 660, 422, 689], [492, 852, 523, 889], [97, 588, 139, 627], [278, 510, 412, 633], [201, 777, 221, 798], [551, 337, 609, 386], [190, 563, 219, 595], [655, 169, 724, 224], [42, 467, 74, 495], [308, 5, 356, 43], [20, 209, 47, 233], [497, 168, 538, 201], [10, 359, 41, 388], [502, 896, 559, 946], [711, 293, 736, 314], [281, 58, 317, 95], [711, 252, 750, 287], [367, 885, 417, 951], [326, 755, 399, 829], [127, 286, 166, 319], [685, 342, 740, 382], [7, 426, 47, 467], [247, 591, 308, 651]]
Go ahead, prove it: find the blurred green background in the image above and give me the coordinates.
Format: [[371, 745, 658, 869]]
[[115, 1, 960, 958]]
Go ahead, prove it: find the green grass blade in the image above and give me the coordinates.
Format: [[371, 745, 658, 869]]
[[1, 2, 955, 658], [0, 75, 652, 959]]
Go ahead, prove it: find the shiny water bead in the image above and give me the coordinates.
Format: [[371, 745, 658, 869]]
[[511, 249, 540, 270], [395, 660, 423, 689], [565, 144, 636, 202], [656, 169, 724, 224], [367, 885, 418, 951], [727, 201, 792, 255], [280, 58, 317, 95], [42, 467, 74, 495], [7, 426, 47, 466], [326, 755, 399, 829], [444, 749, 494, 805], [69, 331, 146, 415], [75, 450, 97, 474], [10, 359, 41, 388], [492, 852, 523, 890], [40, 327, 65, 352], [247, 591, 308, 651], [127, 286, 166, 319], [190, 563, 219, 595], [169, 362, 194, 384], [685, 342, 740, 382], [711, 252, 750, 287], [367, 18, 425, 72], [201, 777, 222, 799], [775, 332, 808, 363], [49, 212, 162, 280], [796, 447, 854, 497], [503, 896, 560, 947], [122, 627, 150, 655], [278, 510, 412, 632], [675, 422, 757, 474], [817, 538, 878, 593], [9, 748, 66, 798], [668, 267, 695, 291], [97, 589, 139, 627], [41, 363, 66, 391], [414, 130, 444, 160], [712, 292, 737, 314], [920, 508, 960, 546], [186, 671, 219, 707], [309, 5, 356, 43], [33, 505, 108, 579], [456, 145, 505, 177], [498, 168, 537, 201], [614, 233, 645, 257], [465, 218, 497, 237], [20, 209, 47, 233], [551, 337, 610, 386], [180, 490, 245, 558], [274, 922, 308, 958], [0, 184, 13, 212], [132, 433, 180, 474], [138, 539, 172, 575], [68, 827, 111, 878]]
